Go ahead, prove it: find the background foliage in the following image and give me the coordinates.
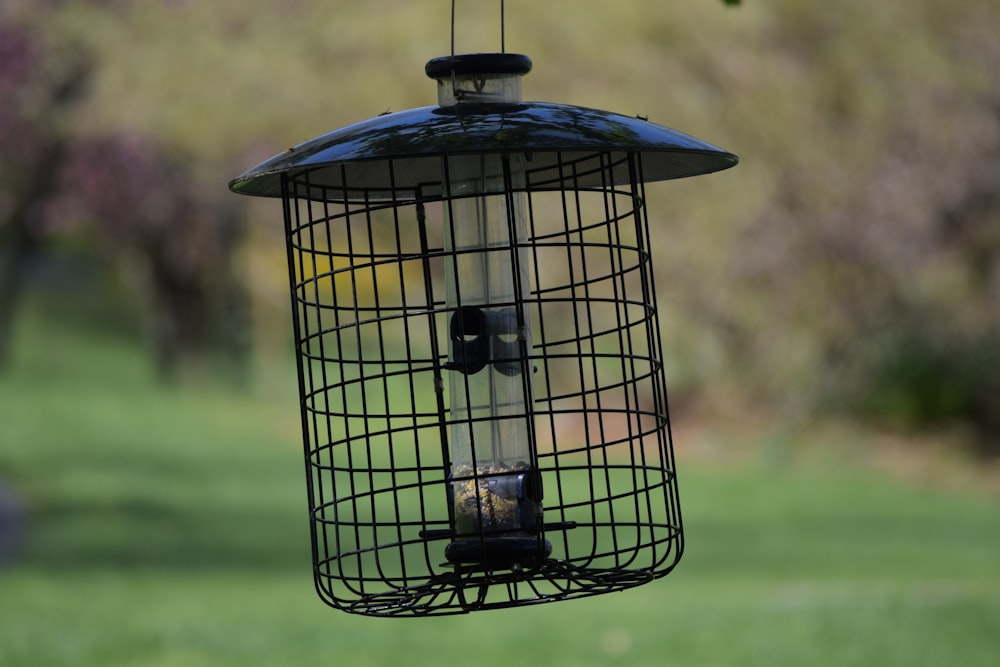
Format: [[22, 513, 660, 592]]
[[3, 0, 997, 442]]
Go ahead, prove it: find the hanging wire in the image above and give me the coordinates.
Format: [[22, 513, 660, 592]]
[[501, 0, 506, 52], [451, 0, 507, 56]]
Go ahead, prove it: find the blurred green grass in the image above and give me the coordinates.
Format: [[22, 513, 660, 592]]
[[1, 304, 998, 667]]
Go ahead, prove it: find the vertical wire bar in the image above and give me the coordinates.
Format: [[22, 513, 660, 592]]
[[558, 154, 599, 566], [296, 174, 337, 595], [616, 155, 652, 568], [628, 171, 658, 567], [356, 195, 382, 592], [648, 181, 681, 569], [281, 175, 324, 597], [441, 155, 483, 543], [600, 153, 639, 568], [336, 165, 366, 594], [501, 155, 543, 558], [523, 169, 569, 557], [325, 181, 355, 595], [300, 174, 334, 593], [386, 165, 431, 579], [501, 156, 536, 449], [575, 156, 619, 564], [361, 182, 405, 588], [622, 155, 658, 566], [311, 178, 338, 593], [415, 188, 454, 538], [636, 159, 670, 464], [633, 155, 683, 568], [624, 156, 660, 568]]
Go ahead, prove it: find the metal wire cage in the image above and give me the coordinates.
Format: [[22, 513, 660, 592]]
[[230, 54, 737, 616]]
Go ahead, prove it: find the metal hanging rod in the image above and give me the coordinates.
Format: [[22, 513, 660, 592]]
[[451, 0, 507, 56]]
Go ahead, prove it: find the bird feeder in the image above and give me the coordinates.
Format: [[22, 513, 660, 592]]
[[230, 52, 736, 616]]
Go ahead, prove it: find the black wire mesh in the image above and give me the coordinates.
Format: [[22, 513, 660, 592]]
[[281, 149, 682, 616]]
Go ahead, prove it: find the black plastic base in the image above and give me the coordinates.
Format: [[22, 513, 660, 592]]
[[445, 537, 552, 569]]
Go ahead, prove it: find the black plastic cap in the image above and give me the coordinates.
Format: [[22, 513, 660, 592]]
[[426, 53, 532, 80]]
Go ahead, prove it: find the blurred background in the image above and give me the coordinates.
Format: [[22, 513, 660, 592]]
[[1, 1, 997, 665]]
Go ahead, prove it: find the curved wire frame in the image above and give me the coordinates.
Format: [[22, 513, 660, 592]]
[[281, 149, 683, 616]]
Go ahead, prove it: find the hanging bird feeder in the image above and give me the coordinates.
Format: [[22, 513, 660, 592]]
[[230, 50, 736, 616]]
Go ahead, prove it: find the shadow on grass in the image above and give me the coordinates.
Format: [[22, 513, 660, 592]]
[[14, 498, 313, 571], [0, 483, 24, 567]]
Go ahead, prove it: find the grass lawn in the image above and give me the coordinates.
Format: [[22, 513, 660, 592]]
[[1, 306, 998, 666]]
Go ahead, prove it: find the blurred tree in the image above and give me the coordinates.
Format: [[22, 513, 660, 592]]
[[0, 9, 250, 381], [62, 134, 251, 381], [696, 0, 1000, 443], [0, 21, 91, 369]]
